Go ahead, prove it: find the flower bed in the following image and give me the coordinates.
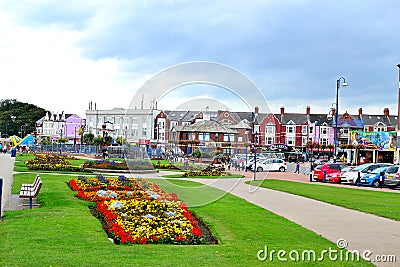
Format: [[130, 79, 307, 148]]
[[68, 176, 216, 245], [25, 154, 82, 172], [83, 159, 155, 171], [181, 165, 227, 177]]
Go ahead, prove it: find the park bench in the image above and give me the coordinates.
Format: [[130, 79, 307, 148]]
[[21, 175, 41, 190], [19, 175, 43, 209]]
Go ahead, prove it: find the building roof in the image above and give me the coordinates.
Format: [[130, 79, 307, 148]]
[[358, 114, 398, 127], [173, 120, 238, 133]]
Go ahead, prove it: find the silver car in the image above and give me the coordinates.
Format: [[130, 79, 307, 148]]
[[384, 165, 400, 189], [341, 163, 392, 184]]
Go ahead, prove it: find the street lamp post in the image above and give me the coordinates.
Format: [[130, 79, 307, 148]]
[[334, 77, 348, 161], [245, 131, 249, 172], [253, 132, 258, 180]]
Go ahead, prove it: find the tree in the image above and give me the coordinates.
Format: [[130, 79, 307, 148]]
[[78, 127, 84, 144], [83, 133, 94, 145], [39, 136, 51, 145], [192, 149, 202, 160], [93, 135, 104, 147], [0, 99, 46, 137], [115, 136, 127, 145], [104, 135, 112, 146], [58, 137, 69, 144]]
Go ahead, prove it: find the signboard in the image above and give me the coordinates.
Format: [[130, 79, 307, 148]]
[[138, 139, 150, 145], [350, 131, 397, 150], [269, 143, 289, 151]]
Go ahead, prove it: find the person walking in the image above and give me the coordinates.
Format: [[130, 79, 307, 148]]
[[304, 161, 310, 175], [294, 161, 300, 175]]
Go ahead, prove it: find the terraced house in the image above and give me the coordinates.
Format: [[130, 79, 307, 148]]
[[155, 106, 398, 164]]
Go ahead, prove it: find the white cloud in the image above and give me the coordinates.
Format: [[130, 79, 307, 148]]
[[0, 0, 399, 118]]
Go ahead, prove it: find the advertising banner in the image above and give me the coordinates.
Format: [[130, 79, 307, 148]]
[[350, 131, 397, 150]]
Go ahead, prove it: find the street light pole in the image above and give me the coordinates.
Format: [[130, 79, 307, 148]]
[[334, 77, 348, 162]]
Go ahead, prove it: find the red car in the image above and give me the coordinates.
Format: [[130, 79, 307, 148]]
[[313, 163, 347, 182], [325, 166, 355, 183]]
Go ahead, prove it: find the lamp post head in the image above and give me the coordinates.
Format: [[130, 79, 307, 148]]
[[341, 82, 348, 87]]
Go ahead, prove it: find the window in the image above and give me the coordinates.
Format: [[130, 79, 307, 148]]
[[266, 125, 275, 134], [223, 134, 235, 142], [302, 125, 307, 134], [374, 126, 387, 132], [286, 125, 295, 134], [266, 137, 275, 145], [198, 133, 210, 142], [321, 127, 328, 135], [302, 136, 307, 146], [309, 126, 314, 134], [123, 117, 129, 125], [286, 136, 295, 146], [320, 138, 328, 145]]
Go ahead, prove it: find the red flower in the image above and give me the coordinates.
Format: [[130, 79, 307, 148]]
[[191, 227, 202, 237]]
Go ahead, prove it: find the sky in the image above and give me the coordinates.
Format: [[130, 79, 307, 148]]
[[1, 0, 400, 118]]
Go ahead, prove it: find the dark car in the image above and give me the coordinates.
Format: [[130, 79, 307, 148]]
[[384, 165, 400, 189], [313, 163, 347, 182], [287, 152, 305, 163]]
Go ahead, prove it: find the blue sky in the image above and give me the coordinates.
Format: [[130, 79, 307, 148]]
[[0, 0, 399, 117]]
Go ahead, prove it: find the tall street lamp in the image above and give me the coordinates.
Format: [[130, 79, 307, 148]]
[[334, 77, 348, 161]]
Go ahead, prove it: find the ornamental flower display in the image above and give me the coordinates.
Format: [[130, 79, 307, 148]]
[[82, 159, 155, 171], [26, 154, 82, 172], [68, 176, 208, 245]]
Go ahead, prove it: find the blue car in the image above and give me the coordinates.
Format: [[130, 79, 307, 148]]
[[359, 166, 389, 188]]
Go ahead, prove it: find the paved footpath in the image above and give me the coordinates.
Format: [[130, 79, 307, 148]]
[[0, 154, 15, 218], [188, 177, 400, 267]]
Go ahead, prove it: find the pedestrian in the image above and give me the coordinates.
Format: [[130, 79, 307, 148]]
[[379, 171, 384, 189], [294, 161, 300, 174], [304, 161, 310, 175]]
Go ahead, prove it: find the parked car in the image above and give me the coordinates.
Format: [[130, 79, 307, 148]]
[[313, 163, 347, 182], [287, 152, 305, 163], [341, 163, 392, 184], [384, 165, 400, 189], [325, 166, 355, 183], [359, 166, 389, 187], [252, 158, 287, 172]]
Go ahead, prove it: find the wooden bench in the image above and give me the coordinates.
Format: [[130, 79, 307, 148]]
[[19, 176, 43, 209], [21, 175, 41, 191]]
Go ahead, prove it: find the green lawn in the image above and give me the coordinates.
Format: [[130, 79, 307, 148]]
[[0, 174, 369, 266], [249, 179, 400, 221]]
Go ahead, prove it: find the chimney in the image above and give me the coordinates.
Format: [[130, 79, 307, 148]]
[[254, 106, 259, 115], [306, 106, 310, 115], [280, 106, 285, 115], [358, 108, 363, 115], [384, 107, 389, 117]]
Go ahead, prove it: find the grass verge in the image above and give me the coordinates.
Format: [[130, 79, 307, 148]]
[[249, 179, 400, 221], [0, 174, 369, 266]]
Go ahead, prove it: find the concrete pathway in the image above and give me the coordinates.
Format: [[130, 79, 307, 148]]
[[0, 154, 15, 218], [188, 177, 399, 267]]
